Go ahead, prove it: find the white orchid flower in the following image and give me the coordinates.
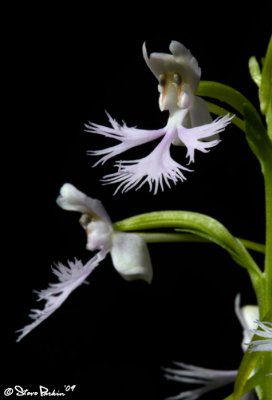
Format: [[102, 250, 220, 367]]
[[17, 183, 152, 342], [235, 296, 272, 352], [86, 41, 233, 194], [163, 295, 260, 400]]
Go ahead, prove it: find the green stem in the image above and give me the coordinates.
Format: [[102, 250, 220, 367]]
[[135, 232, 265, 254], [114, 211, 263, 302], [237, 239, 265, 254], [263, 157, 272, 318]]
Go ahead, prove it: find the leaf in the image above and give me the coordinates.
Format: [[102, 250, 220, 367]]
[[114, 211, 262, 279], [197, 81, 260, 122], [233, 350, 260, 400]]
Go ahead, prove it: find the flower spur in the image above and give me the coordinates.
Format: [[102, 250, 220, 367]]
[[86, 41, 233, 194]]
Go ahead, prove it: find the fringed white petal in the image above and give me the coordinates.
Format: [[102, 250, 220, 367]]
[[16, 253, 105, 342], [57, 183, 111, 223], [163, 362, 237, 400], [85, 113, 165, 166], [111, 232, 153, 283], [249, 340, 272, 352], [101, 130, 191, 194], [178, 115, 232, 164], [249, 321, 272, 352], [251, 321, 272, 337]]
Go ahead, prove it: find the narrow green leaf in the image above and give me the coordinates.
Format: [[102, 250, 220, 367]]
[[233, 351, 260, 400], [197, 81, 260, 122], [249, 56, 262, 87], [114, 211, 261, 277], [137, 231, 265, 254], [114, 211, 263, 307]]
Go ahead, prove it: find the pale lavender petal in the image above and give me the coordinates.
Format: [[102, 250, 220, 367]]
[[85, 112, 165, 166], [249, 340, 272, 352], [178, 115, 232, 164], [163, 362, 237, 400], [249, 321, 272, 352], [252, 320, 272, 337], [101, 129, 191, 194], [164, 387, 205, 400], [16, 253, 105, 342]]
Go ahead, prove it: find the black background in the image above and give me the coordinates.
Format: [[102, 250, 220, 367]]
[[4, 4, 271, 400]]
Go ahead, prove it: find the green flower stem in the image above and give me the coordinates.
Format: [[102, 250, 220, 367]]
[[135, 232, 265, 254], [263, 157, 272, 317], [114, 211, 263, 304], [259, 35, 272, 137], [261, 353, 272, 400], [236, 238, 265, 255]]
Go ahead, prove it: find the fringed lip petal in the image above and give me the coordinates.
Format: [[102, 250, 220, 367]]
[[86, 113, 165, 166], [101, 129, 191, 194], [163, 362, 237, 400], [16, 254, 103, 342], [249, 321, 272, 352], [178, 115, 232, 164]]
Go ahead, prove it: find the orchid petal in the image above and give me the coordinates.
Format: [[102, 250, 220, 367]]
[[16, 254, 104, 342], [101, 130, 191, 194], [189, 96, 212, 127], [169, 41, 201, 91], [234, 294, 259, 352], [57, 183, 111, 223], [111, 232, 153, 283], [178, 115, 232, 164], [249, 340, 272, 352], [143, 41, 201, 92], [249, 321, 272, 352], [163, 362, 237, 400], [85, 113, 165, 166]]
